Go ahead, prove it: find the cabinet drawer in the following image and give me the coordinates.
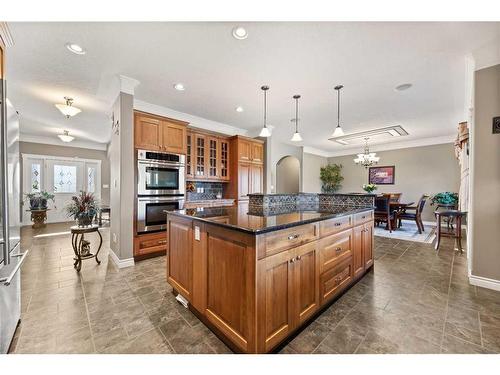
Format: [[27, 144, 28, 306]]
[[134, 233, 167, 256], [320, 256, 353, 305], [263, 223, 319, 258], [353, 210, 373, 226], [319, 215, 352, 237], [318, 229, 352, 273]]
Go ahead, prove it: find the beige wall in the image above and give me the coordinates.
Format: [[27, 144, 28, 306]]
[[265, 138, 302, 193], [19, 141, 110, 205], [328, 143, 460, 222], [470, 64, 500, 282], [276, 156, 300, 193], [302, 152, 328, 193]]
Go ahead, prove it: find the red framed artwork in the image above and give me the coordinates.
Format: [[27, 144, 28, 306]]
[[368, 166, 395, 185]]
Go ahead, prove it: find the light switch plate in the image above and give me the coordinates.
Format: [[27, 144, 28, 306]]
[[194, 226, 201, 241]]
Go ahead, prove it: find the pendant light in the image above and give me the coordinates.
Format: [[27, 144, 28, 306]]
[[331, 85, 344, 138], [258, 85, 272, 137], [58, 130, 75, 143], [55, 97, 82, 118], [291, 94, 303, 142]]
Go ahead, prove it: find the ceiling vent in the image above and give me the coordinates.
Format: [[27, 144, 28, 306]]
[[329, 125, 409, 145]]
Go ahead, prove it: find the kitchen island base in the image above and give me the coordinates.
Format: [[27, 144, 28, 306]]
[[166, 204, 374, 354]]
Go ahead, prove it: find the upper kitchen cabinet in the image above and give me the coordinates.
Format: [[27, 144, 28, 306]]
[[251, 142, 264, 164], [134, 111, 187, 154], [233, 136, 264, 164]]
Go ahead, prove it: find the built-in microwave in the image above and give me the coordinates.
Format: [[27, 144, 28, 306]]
[[136, 196, 185, 234], [137, 149, 186, 196]]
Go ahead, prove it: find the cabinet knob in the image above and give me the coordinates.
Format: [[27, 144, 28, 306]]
[[289, 258, 296, 264], [335, 247, 342, 253], [287, 234, 299, 240], [334, 222, 342, 227], [296, 255, 302, 261]]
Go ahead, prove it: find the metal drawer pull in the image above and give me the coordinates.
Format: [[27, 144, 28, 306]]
[[0, 250, 29, 286], [335, 247, 342, 253], [361, 216, 366, 219], [158, 240, 167, 244], [287, 234, 299, 240], [289, 258, 296, 263], [334, 222, 342, 227], [296, 255, 302, 261]]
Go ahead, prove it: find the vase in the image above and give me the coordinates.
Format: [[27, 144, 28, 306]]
[[77, 215, 93, 227]]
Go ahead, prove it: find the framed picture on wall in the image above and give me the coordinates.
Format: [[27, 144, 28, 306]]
[[368, 166, 395, 185]]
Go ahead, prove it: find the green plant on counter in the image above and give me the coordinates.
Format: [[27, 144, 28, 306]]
[[362, 183, 378, 193], [320, 164, 344, 193], [430, 192, 458, 206]]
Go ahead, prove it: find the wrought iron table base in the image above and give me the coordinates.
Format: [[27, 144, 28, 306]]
[[71, 228, 103, 272]]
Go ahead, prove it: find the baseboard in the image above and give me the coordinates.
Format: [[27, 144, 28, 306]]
[[109, 249, 135, 269], [469, 274, 500, 292]]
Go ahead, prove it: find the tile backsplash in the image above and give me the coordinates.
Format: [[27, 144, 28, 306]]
[[186, 181, 224, 201]]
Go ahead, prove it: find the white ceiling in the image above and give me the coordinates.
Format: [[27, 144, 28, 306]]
[[6, 22, 500, 152]]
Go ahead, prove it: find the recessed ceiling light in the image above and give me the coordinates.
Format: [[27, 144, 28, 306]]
[[395, 83, 412, 91], [174, 83, 185, 91], [232, 26, 248, 40], [65, 43, 86, 55], [235, 106, 244, 113]]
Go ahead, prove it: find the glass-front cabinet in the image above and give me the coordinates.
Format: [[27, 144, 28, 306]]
[[186, 131, 194, 178], [219, 139, 230, 181], [208, 136, 218, 179], [195, 134, 206, 178]]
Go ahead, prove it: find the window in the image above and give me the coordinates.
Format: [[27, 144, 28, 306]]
[[31, 163, 41, 192], [87, 166, 96, 193], [53, 165, 77, 193]]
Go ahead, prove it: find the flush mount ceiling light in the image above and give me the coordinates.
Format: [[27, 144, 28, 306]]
[[258, 85, 271, 138], [58, 130, 75, 143], [235, 106, 244, 113], [65, 43, 86, 55], [354, 138, 380, 168], [232, 26, 248, 40], [55, 97, 81, 118], [173, 83, 185, 91], [291, 95, 303, 142], [331, 85, 345, 138], [395, 83, 413, 91]]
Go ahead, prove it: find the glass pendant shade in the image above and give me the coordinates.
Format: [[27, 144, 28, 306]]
[[331, 125, 344, 138], [291, 131, 302, 142], [259, 85, 271, 137], [55, 97, 81, 118], [58, 130, 75, 143], [259, 126, 271, 137]]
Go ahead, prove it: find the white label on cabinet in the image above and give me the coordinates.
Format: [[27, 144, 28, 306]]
[[194, 226, 201, 241]]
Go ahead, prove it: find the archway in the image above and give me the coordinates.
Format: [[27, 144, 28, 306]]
[[276, 155, 300, 194]]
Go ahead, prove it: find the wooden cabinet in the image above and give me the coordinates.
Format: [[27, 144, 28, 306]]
[[134, 232, 167, 257], [257, 242, 318, 352], [134, 112, 187, 153], [318, 229, 352, 274], [219, 139, 230, 181], [207, 136, 219, 179], [228, 136, 265, 201], [320, 256, 353, 305], [352, 222, 374, 278], [194, 134, 207, 178], [363, 222, 374, 269], [167, 216, 193, 300], [186, 131, 194, 178]]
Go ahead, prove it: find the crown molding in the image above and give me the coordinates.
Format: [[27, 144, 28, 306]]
[[20, 133, 108, 151], [119, 75, 140, 95], [134, 99, 248, 136], [0, 22, 14, 47], [302, 134, 456, 158]]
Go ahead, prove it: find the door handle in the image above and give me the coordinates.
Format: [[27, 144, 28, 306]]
[[0, 250, 29, 286]]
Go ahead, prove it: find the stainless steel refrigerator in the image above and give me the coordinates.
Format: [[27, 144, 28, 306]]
[[0, 79, 28, 353]]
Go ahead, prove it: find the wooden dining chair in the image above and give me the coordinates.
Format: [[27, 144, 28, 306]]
[[374, 195, 396, 232], [396, 194, 430, 234], [388, 193, 402, 203]]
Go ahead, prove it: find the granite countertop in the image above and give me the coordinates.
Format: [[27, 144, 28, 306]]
[[166, 203, 374, 234]]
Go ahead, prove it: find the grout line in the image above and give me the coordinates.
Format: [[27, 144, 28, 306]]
[[79, 272, 97, 353], [478, 311, 484, 347], [439, 249, 455, 351]]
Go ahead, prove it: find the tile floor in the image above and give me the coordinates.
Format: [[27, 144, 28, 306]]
[[9, 222, 500, 354]]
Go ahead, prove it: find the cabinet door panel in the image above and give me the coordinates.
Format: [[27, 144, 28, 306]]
[[251, 142, 264, 164], [186, 132, 194, 178], [195, 135, 207, 178], [207, 137, 219, 179], [162, 121, 186, 154], [135, 115, 161, 150], [293, 243, 319, 325], [238, 163, 250, 199], [352, 225, 364, 278], [250, 164, 263, 194], [363, 223, 374, 269], [238, 139, 251, 162], [167, 218, 193, 300], [257, 250, 293, 353], [219, 139, 230, 181]]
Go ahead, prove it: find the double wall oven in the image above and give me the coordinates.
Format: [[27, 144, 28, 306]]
[[136, 149, 185, 234]]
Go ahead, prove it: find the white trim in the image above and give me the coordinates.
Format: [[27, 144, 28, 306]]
[[134, 99, 248, 136], [303, 146, 331, 158], [469, 274, 500, 292], [20, 133, 108, 151], [109, 249, 135, 269], [21, 153, 102, 165], [119, 75, 140, 95]]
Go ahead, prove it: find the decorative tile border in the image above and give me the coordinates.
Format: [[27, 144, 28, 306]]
[[248, 193, 374, 210], [187, 181, 224, 201]]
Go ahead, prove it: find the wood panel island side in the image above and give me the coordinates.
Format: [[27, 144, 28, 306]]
[[166, 198, 375, 354]]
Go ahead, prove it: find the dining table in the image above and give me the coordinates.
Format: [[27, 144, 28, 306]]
[[388, 201, 415, 230]]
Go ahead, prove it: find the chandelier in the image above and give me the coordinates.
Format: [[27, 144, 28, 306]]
[[354, 138, 380, 168]]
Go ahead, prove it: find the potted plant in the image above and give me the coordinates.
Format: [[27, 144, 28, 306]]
[[320, 164, 344, 193], [24, 191, 55, 210], [65, 191, 99, 227], [430, 192, 458, 207], [362, 183, 378, 194]]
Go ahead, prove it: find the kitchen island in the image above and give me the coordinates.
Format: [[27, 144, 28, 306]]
[[166, 195, 375, 353]]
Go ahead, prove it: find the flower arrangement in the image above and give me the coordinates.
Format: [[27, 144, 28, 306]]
[[362, 184, 377, 193], [430, 192, 458, 207], [24, 191, 55, 210], [65, 191, 100, 227]]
